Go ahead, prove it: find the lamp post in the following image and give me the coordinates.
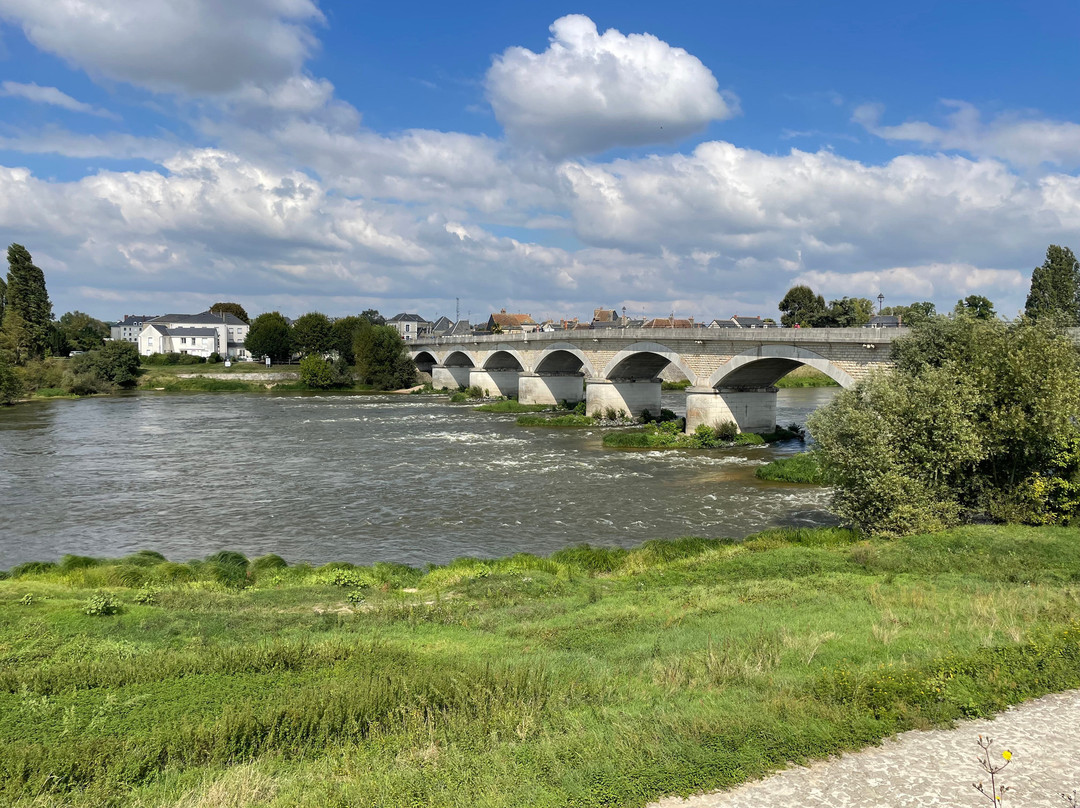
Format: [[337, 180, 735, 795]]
[[877, 293, 885, 313]]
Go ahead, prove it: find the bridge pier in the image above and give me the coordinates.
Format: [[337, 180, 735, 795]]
[[518, 373, 585, 406], [685, 387, 777, 434], [431, 364, 472, 390], [585, 378, 662, 419], [469, 368, 520, 398]]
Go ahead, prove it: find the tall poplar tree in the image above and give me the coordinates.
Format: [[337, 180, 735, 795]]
[[1025, 245, 1080, 325], [3, 244, 53, 362]]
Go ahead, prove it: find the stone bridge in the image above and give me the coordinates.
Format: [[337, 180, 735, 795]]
[[410, 327, 905, 433]]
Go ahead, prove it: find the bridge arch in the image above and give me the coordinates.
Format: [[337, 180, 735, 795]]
[[708, 345, 855, 389], [412, 350, 437, 374], [602, 342, 698, 384], [534, 344, 597, 377], [482, 349, 527, 371], [442, 349, 477, 368]]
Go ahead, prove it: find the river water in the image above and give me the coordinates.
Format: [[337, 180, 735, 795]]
[[0, 389, 837, 568]]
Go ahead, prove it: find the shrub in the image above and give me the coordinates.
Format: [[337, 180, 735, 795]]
[[299, 355, 335, 389], [82, 592, 120, 616], [465, 385, 485, 399], [133, 587, 157, 605], [207, 352, 223, 363], [449, 392, 468, 403], [0, 360, 23, 404], [714, 420, 739, 441], [755, 452, 824, 484]]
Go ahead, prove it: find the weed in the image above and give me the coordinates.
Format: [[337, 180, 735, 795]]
[[82, 593, 121, 616]]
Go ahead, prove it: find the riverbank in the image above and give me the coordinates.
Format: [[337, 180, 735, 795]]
[[2, 524, 1079, 807]]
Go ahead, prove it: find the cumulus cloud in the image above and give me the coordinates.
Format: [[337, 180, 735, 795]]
[[0, 0, 324, 94], [854, 100, 1080, 170], [0, 81, 117, 118], [486, 14, 733, 157]]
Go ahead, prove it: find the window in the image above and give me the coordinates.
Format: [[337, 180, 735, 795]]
[[180, 337, 187, 344], [405, 324, 411, 332]]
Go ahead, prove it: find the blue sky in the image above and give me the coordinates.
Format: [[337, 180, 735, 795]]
[[0, 0, 1078, 323]]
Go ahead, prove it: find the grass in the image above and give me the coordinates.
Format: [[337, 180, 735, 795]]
[[661, 379, 692, 390], [2, 525, 1080, 807], [473, 400, 554, 413], [516, 413, 596, 427], [756, 452, 824, 484], [139, 363, 296, 375], [602, 423, 801, 449], [775, 367, 840, 388]]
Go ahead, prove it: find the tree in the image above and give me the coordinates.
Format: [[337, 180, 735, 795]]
[[58, 311, 109, 353], [245, 312, 293, 362], [881, 301, 937, 327], [68, 341, 141, 389], [954, 295, 996, 320], [209, 302, 249, 323], [0, 356, 21, 404], [354, 325, 417, 390], [3, 244, 52, 362], [360, 309, 385, 326], [330, 316, 367, 365], [778, 285, 825, 327], [0, 274, 6, 322], [808, 316, 1080, 536], [1025, 245, 1080, 324], [814, 297, 875, 327], [291, 312, 332, 357]]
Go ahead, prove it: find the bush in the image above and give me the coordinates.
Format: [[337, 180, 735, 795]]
[[0, 359, 22, 404], [465, 385, 485, 399], [449, 392, 468, 403], [299, 355, 335, 389], [66, 342, 142, 391], [82, 592, 120, 616], [809, 316, 1080, 536], [714, 420, 738, 441], [207, 352, 223, 363]]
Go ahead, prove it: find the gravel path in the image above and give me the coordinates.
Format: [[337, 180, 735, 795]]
[[650, 690, 1080, 808]]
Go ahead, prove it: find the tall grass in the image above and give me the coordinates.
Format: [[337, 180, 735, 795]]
[[3, 526, 1080, 807]]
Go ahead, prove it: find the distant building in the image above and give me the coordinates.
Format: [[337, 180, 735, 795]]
[[386, 313, 432, 341], [111, 314, 158, 343], [708, 315, 774, 329], [869, 314, 903, 328], [429, 316, 455, 336], [643, 317, 696, 329], [139, 311, 250, 359], [486, 309, 539, 333]]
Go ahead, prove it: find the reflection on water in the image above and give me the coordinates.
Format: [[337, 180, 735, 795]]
[[0, 388, 838, 568]]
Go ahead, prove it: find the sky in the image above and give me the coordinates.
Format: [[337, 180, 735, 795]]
[[0, 1, 1078, 324]]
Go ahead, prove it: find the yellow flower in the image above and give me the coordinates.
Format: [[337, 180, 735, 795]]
[[1002, 750, 1012, 760]]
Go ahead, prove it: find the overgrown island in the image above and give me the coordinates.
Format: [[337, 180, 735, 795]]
[[3, 245, 1080, 806]]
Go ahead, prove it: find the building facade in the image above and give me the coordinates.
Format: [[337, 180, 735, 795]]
[[111, 314, 159, 343], [139, 312, 250, 359]]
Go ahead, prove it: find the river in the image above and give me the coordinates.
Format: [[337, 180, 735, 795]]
[[0, 388, 838, 568]]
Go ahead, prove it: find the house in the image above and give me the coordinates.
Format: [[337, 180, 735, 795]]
[[643, 317, 696, 329], [139, 311, 250, 359], [429, 316, 455, 337], [869, 314, 903, 328], [708, 315, 774, 329], [486, 309, 539, 333], [110, 314, 158, 344], [386, 313, 432, 341]]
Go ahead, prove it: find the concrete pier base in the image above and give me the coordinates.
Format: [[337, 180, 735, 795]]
[[684, 387, 777, 433], [469, 368, 520, 398], [585, 378, 662, 419], [518, 373, 585, 405], [431, 364, 472, 390]]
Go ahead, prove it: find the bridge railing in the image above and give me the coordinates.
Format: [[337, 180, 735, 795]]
[[411, 326, 910, 347]]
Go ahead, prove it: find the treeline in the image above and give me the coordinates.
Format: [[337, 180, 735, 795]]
[[0, 244, 136, 402], [244, 310, 417, 390]]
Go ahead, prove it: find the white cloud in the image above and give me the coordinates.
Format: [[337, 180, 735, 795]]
[[854, 100, 1080, 170], [486, 14, 733, 157], [0, 0, 324, 94], [0, 81, 117, 118], [0, 128, 178, 161]]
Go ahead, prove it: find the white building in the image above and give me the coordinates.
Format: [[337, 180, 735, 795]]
[[111, 314, 159, 344], [139, 312, 251, 359], [386, 312, 432, 341]]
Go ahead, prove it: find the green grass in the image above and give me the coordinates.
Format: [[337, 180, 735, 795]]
[[602, 424, 798, 449], [516, 413, 596, 427], [2, 525, 1080, 807], [756, 452, 824, 484], [775, 367, 840, 388], [473, 400, 554, 413]]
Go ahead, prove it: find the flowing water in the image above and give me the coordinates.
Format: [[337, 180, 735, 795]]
[[0, 388, 837, 568]]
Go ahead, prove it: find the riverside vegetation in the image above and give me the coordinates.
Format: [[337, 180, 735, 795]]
[[3, 526, 1080, 807]]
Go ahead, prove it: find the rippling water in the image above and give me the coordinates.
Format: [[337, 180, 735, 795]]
[[0, 388, 838, 568]]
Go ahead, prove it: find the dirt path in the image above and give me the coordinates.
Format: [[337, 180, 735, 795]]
[[650, 690, 1080, 808]]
